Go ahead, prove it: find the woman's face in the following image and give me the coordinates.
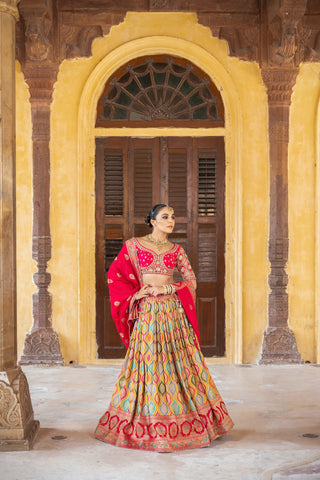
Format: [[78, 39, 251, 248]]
[[152, 207, 175, 235]]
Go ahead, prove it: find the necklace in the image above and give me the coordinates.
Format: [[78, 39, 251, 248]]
[[146, 234, 169, 248]]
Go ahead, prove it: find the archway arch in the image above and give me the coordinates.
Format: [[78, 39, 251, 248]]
[[77, 35, 243, 363], [95, 55, 225, 125]]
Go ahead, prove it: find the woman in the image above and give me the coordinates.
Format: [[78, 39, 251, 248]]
[[95, 204, 234, 451]]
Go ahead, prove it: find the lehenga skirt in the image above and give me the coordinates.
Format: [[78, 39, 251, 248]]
[[94, 294, 234, 452]]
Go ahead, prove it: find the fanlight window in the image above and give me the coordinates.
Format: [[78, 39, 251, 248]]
[[96, 56, 224, 126]]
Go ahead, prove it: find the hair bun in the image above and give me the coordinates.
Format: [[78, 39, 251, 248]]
[[144, 215, 151, 226]]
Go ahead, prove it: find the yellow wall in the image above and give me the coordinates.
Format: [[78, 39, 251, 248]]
[[288, 63, 320, 363], [16, 12, 270, 364], [16, 61, 35, 360]]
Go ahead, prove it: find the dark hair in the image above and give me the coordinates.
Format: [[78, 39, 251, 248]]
[[144, 204, 168, 228]]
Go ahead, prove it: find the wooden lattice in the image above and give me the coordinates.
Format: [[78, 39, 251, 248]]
[[96, 56, 224, 126]]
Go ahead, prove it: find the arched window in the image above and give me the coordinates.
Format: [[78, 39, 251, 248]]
[[96, 56, 224, 127]]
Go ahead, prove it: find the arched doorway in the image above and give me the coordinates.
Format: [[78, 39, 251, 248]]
[[94, 55, 226, 358]]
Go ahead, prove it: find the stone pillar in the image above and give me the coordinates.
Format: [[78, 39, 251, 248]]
[[260, 0, 306, 364], [18, 1, 63, 365], [0, 0, 39, 450], [260, 69, 303, 364]]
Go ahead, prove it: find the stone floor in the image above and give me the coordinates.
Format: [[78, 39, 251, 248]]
[[2, 364, 320, 480]]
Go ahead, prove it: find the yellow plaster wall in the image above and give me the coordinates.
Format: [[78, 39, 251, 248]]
[[288, 63, 320, 363], [235, 61, 269, 363], [15, 61, 35, 360], [17, 12, 270, 364]]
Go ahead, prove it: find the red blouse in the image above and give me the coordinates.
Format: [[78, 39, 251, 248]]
[[135, 239, 196, 279]]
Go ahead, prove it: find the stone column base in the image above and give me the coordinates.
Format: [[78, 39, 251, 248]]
[[259, 326, 304, 364], [19, 327, 64, 365], [0, 367, 40, 451]]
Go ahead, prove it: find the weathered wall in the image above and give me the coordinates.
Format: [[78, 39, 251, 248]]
[[17, 12, 272, 363], [287, 62, 320, 363], [16, 61, 35, 359]]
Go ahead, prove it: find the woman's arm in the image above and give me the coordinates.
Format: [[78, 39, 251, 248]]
[[175, 247, 197, 288]]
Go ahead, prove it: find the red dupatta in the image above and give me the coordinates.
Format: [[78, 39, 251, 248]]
[[107, 238, 200, 348]]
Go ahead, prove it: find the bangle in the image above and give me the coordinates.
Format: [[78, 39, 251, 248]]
[[163, 284, 176, 295]]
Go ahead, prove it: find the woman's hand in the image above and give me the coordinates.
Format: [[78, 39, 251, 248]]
[[148, 285, 165, 297], [135, 285, 151, 300], [135, 285, 167, 299]]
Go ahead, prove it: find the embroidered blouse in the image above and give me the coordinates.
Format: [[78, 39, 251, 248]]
[[134, 238, 196, 280]]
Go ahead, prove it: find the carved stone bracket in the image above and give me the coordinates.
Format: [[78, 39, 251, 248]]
[[299, 22, 320, 62], [219, 26, 259, 62], [0, 367, 40, 451], [197, 0, 320, 67], [197, 14, 260, 62], [18, 0, 55, 63], [265, 0, 308, 67]]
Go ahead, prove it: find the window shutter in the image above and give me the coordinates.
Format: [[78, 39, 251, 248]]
[[198, 223, 217, 282], [104, 151, 123, 216], [168, 149, 188, 217], [198, 153, 216, 216], [103, 148, 124, 268], [133, 148, 153, 217]]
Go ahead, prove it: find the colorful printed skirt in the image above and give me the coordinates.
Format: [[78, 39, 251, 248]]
[[94, 294, 234, 452]]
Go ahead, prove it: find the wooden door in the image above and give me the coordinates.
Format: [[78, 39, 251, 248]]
[[95, 136, 225, 358]]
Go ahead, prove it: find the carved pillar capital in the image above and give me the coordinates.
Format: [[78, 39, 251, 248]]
[[261, 68, 298, 105], [0, 0, 19, 21]]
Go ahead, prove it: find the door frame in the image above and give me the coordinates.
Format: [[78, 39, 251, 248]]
[[77, 37, 243, 364], [95, 136, 226, 358]]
